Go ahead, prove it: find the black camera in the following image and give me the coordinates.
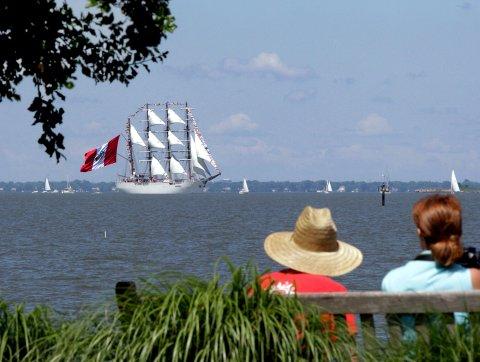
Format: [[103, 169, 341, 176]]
[[457, 247, 480, 269]]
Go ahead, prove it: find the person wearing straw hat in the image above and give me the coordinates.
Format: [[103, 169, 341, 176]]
[[261, 206, 363, 332]]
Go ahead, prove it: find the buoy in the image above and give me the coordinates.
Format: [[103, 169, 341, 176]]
[[104, 230, 107, 239]]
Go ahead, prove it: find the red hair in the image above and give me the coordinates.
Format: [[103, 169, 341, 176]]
[[412, 194, 462, 267]]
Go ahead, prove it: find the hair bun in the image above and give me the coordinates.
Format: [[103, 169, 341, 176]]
[[430, 236, 463, 267]]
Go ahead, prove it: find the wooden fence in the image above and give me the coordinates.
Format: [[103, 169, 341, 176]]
[[298, 290, 480, 346], [116, 282, 480, 347]]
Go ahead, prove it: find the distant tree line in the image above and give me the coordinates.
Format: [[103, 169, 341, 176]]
[[1, 179, 479, 193]]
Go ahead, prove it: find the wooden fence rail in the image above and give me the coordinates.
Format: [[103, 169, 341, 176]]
[[298, 291, 480, 313], [115, 282, 480, 347]]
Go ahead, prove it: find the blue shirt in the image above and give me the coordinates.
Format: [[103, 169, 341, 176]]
[[382, 250, 472, 338]]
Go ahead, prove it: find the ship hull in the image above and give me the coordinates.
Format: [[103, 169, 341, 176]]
[[116, 180, 205, 194]]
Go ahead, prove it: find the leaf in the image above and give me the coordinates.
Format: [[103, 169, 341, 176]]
[[55, 91, 66, 101]]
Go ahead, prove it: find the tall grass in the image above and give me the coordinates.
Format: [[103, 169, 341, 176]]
[[1, 263, 480, 361]]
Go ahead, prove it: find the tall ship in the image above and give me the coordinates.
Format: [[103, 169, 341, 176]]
[[116, 102, 221, 194]]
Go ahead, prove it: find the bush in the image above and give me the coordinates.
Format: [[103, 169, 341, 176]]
[[1, 263, 480, 361]]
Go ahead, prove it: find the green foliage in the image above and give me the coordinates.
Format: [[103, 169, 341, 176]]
[[0, 0, 175, 161], [2, 264, 480, 361]]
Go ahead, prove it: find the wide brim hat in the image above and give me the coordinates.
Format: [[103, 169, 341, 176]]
[[264, 206, 363, 276]]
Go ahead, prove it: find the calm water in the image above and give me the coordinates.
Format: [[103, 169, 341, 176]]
[[1, 192, 480, 313]]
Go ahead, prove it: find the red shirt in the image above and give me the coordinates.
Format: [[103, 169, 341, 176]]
[[260, 269, 356, 334]]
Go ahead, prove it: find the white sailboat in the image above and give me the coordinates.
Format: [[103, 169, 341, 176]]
[[239, 178, 249, 194], [116, 102, 221, 194], [326, 181, 333, 193], [317, 180, 333, 193], [451, 170, 461, 193], [42, 178, 51, 193], [62, 177, 75, 194], [379, 173, 391, 193]]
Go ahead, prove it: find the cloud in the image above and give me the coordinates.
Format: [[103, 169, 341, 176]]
[[458, 1, 473, 10], [418, 106, 459, 115], [166, 52, 315, 81], [165, 64, 224, 80], [334, 77, 356, 86], [210, 113, 258, 134], [230, 137, 268, 155], [371, 96, 394, 104], [284, 89, 317, 102], [222, 52, 315, 80], [422, 138, 452, 153], [406, 71, 426, 80], [357, 113, 392, 135], [84, 121, 103, 131]]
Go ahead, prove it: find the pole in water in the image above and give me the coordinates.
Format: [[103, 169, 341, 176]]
[[380, 182, 386, 206], [104, 230, 107, 239]]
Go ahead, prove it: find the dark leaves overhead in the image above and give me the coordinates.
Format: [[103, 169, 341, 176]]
[[0, 0, 174, 161]]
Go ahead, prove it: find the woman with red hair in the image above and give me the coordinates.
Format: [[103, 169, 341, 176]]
[[382, 194, 480, 337]]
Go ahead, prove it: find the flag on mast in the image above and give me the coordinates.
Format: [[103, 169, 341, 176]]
[[80, 135, 120, 172]]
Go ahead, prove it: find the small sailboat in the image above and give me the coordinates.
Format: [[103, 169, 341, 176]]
[[326, 181, 333, 193], [42, 178, 51, 193], [317, 181, 332, 193], [379, 173, 391, 193], [451, 170, 461, 193], [239, 178, 249, 194], [61, 177, 75, 194]]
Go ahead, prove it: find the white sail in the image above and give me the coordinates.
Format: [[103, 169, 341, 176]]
[[167, 109, 185, 125], [167, 131, 183, 146], [451, 170, 461, 193], [327, 181, 333, 192], [151, 156, 167, 176], [169, 156, 187, 175], [44, 178, 51, 192], [148, 131, 165, 149], [240, 178, 249, 194], [130, 124, 146, 147], [243, 179, 249, 192], [147, 109, 165, 125], [194, 133, 213, 163], [198, 158, 211, 176], [189, 134, 206, 175]]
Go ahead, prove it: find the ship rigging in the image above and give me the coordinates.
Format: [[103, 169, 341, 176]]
[[116, 102, 221, 194]]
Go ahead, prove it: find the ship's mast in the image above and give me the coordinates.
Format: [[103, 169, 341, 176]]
[[145, 103, 152, 179], [126, 118, 136, 177], [185, 102, 193, 180], [165, 101, 172, 179]]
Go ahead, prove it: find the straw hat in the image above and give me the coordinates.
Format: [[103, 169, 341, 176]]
[[264, 206, 363, 276]]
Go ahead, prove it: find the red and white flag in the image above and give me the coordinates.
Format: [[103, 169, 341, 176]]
[[80, 135, 120, 172]]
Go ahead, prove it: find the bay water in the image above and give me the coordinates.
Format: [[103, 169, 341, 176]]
[[1, 192, 480, 313]]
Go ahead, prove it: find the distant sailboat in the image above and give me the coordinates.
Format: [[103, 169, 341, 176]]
[[326, 181, 333, 193], [61, 177, 75, 194], [317, 180, 333, 193], [43, 178, 51, 193], [379, 173, 391, 194], [239, 178, 249, 194], [451, 170, 461, 193]]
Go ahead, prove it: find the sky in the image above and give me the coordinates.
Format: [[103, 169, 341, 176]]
[[1, 0, 480, 182]]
